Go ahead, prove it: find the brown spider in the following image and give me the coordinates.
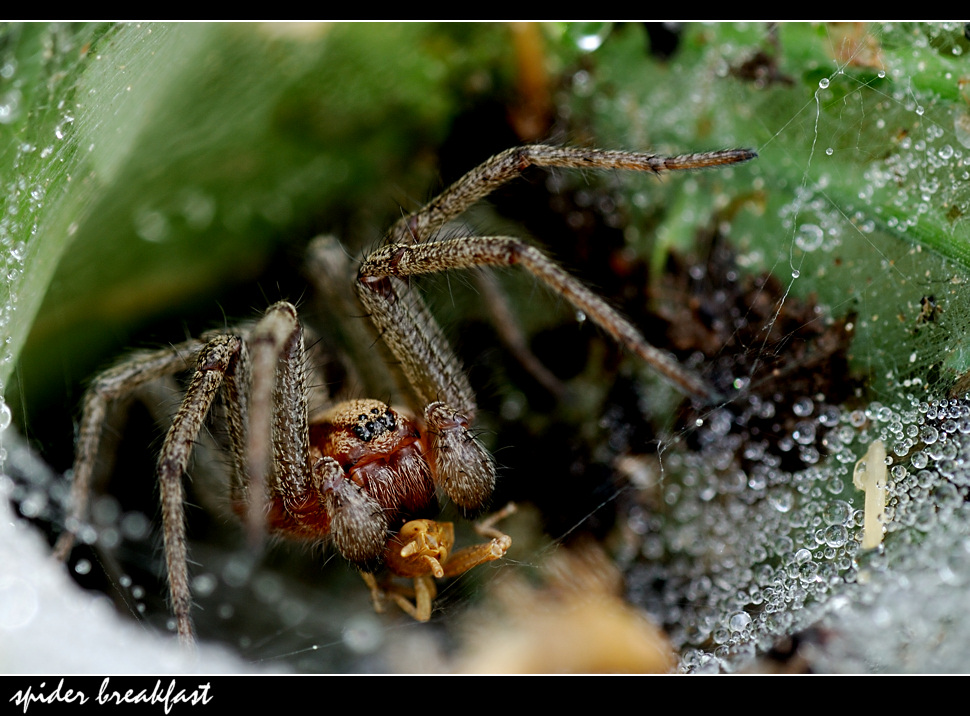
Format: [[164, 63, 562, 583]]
[[52, 144, 756, 647]]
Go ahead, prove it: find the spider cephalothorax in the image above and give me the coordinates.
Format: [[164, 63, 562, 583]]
[[315, 401, 436, 517], [53, 144, 755, 646]]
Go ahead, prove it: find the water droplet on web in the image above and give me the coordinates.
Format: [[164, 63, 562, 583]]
[[769, 490, 794, 513], [795, 224, 824, 252], [793, 396, 815, 417], [954, 112, 970, 149], [728, 611, 752, 632], [818, 77, 830, 89], [0, 88, 22, 125], [793, 420, 817, 445]]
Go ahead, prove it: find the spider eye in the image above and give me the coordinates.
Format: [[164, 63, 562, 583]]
[[351, 406, 400, 444]]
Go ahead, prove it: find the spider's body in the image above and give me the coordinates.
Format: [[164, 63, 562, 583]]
[[263, 400, 435, 545], [312, 402, 435, 523], [53, 144, 756, 646]]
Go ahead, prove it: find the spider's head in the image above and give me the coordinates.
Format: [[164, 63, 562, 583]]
[[311, 399, 437, 527], [312, 399, 419, 469]]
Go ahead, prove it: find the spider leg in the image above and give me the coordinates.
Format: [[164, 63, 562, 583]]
[[359, 234, 716, 401], [360, 145, 755, 410], [52, 338, 206, 562], [156, 334, 243, 645], [423, 401, 494, 514], [387, 145, 756, 246], [305, 235, 405, 402], [231, 302, 312, 545], [353, 251, 495, 513], [240, 303, 395, 569], [474, 269, 566, 398], [312, 455, 388, 568], [355, 270, 477, 414]]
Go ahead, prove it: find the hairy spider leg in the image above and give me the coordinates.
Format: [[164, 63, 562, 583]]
[[52, 338, 206, 562], [367, 145, 757, 406]]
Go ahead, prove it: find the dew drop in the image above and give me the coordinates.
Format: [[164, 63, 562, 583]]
[[824, 524, 848, 548], [793, 396, 814, 417], [795, 224, 824, 252], [769, 490, 794, 513], [822, 500, 852, 525], [0, 89, 22, 125], [728, 611, 752, 632]]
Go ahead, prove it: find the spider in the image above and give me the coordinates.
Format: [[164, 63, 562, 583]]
[[52, 144, 756, 647]]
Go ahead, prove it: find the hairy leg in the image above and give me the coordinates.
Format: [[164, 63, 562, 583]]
[[53, 338, 205, 562]]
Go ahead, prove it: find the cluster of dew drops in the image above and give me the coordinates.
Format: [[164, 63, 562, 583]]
[[620, 391, 970, 673]]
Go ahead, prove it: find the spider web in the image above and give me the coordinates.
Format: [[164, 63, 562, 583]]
[[4, 22, 970, 674]]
